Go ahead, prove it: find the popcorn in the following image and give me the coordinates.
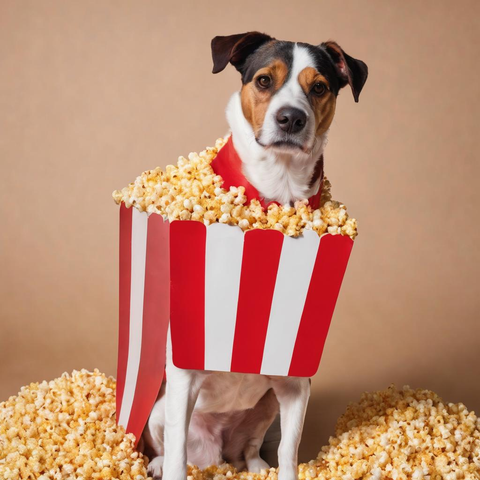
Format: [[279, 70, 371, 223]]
[[0, 370, 150, 480], [112, 137, 358, 239], [2, 375, 479, 480]]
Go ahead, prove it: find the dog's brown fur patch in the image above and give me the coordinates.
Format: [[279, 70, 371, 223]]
[[298, 67, 337, 137], [241, 59, 289, 135]]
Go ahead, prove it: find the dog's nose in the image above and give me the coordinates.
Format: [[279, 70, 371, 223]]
[[276, 107, 307, 134]]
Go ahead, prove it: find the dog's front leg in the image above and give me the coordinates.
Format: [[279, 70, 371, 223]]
[[162, 364, 206, 480], [271, 377, 311, 480]]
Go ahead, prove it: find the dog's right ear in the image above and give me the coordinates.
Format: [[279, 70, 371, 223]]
[[211, 32, 273, 74]]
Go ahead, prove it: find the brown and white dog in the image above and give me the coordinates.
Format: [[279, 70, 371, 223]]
[[144, 32, 368, 480]]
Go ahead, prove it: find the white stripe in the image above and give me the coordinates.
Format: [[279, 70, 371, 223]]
[[260, 230, 320, 376], [204, 223, 244, 371], [118, 209, 148, 428]]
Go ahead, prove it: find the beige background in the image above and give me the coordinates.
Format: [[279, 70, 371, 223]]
[[1, 0, 479, 462]]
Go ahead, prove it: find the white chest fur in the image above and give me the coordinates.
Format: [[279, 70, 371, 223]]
[[226, 92, 327, 205]]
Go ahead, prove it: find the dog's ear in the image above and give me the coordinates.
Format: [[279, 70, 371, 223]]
[[211, 32, 273, 74], [321, 41, 368, 102]]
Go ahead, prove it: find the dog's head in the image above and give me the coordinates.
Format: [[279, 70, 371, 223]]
[[212, 32, 368, 154]]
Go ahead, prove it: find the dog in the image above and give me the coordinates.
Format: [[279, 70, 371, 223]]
[[143, 32, 368, 480]]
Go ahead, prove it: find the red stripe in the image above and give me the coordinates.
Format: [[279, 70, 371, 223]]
[[288, 234, 353, 377], [170, 221, 206, 370], [230, 229, 284, 374], [126, 214, 170, 443], [116, 205, 132, 420]]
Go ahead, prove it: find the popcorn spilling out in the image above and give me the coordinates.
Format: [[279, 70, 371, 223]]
[[3, 375, 478, 480], [112, 138, 358, 238], [0, 370, 149, 480]]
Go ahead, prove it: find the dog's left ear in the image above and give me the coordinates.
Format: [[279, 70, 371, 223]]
[[211, 32, 273, 74], [321, 41, 368, 102]]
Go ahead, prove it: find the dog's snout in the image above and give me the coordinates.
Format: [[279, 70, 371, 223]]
[[275, 107, 307, 134]]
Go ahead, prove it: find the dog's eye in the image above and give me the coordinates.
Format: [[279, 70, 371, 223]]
[[256, 75, 272, 89], [312, 83, 327, 95]]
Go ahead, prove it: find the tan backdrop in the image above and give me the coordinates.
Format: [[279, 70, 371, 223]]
[[1, 0, 479, 462]]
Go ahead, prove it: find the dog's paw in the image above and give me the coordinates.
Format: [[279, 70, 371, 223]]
[[147, 455, 164, 480], [246, 457, 270, 473]]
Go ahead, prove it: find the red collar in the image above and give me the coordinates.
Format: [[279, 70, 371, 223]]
[[211, 136, 323, 210]]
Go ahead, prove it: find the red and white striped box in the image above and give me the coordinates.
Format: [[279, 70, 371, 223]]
[[116, 204, 353, 441]]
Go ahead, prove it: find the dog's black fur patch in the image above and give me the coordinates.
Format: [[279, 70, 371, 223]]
[[240, 41, 294, 84]]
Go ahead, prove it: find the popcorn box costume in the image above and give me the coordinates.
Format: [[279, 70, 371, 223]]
[[114, 138, 355, 442]]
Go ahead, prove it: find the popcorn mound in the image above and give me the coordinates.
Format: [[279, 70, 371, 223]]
[[0, 370, 149, 480], [2, 378, 479, 480], [112, 138, 357, 238]]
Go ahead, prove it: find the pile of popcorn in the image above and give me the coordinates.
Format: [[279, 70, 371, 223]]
[[0, 370, 149, 480], [312, 385, 480, 480], [3, 375, 479, 480], [112, 137, 358, 238]]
